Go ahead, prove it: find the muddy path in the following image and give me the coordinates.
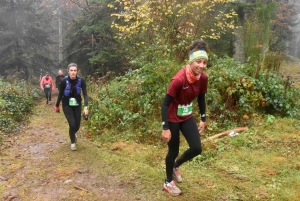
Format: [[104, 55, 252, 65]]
[[0, 90, 142, 201]]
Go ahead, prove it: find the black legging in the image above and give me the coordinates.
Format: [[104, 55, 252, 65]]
[[44, 88, 52, 102], [166, 116, 202, 182], [62, 105, 81, 143]]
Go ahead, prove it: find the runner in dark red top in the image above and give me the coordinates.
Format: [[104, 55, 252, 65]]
[[161, 39, 209, 195]]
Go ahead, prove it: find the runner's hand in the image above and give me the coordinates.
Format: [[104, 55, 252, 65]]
[[161, 129, 171, 142], [54, 106, 60, 113], [83, 107, 88, 116], [198, 121, 205, 133]]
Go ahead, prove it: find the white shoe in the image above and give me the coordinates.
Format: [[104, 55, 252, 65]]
[[48, 101, 52, 105], [163, 180, 182, 196], [71, 143, 77, 151]]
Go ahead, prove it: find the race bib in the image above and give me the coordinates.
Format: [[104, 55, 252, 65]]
[[44, 84, 51, 88], [177, 103, 192, 116], [69, 98, 79, 106]]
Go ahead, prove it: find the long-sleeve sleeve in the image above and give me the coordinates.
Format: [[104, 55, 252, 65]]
[[197, 94, 206, 122], [161, 94, 173, 130], [81, 79, 88, 107], [55, 79, 65, 107], [55, 76, 59, 88]]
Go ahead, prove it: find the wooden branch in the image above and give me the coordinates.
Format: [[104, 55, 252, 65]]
[[202, 127, 248, 143], [74, 185, 89, 192], [5, 196, 17, 201]]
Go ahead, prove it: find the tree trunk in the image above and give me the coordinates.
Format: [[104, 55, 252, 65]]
[[233, 0, 248, 63], [58, 7, 63, 68], [233, 27, 245, 63]]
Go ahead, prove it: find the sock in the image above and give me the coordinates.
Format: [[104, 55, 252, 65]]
[[165, 178, 172, 183]]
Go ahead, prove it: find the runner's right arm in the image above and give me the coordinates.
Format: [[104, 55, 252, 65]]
[[161, 94, 173, 130], [55, 79, 66, 107]]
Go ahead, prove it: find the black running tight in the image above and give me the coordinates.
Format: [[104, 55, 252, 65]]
[[62, 105, 81, 143], [165, 116, 202, 182], [44, 88, 52, 102]]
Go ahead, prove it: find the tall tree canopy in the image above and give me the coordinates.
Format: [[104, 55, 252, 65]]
[[0, 0, 55, 79], [62, 0, 132, 75]]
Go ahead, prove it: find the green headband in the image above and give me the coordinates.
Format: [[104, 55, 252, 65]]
[[189, 50, 208, 63]]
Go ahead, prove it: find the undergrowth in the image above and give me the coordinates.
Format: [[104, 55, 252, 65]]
[[87, 59, 181, 142], [0, 77, 43, 134], [87, 56, 300, 142]]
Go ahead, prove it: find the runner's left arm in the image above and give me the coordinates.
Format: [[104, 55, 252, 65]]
[[81, 79, 88, 107], [197, 94, 206, 122]]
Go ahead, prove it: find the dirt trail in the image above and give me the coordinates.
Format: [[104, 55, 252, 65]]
[[0, 90, 139, 201]]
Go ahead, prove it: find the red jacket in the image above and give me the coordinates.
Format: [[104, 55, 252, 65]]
[[40, 76, 55, 90]]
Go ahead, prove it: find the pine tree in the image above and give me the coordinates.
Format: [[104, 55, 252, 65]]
[[0, 0, 54, 79]]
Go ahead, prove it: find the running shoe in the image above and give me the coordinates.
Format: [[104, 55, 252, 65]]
[[163, 180, 182, 196], [71, 143, 77, 151], [173, 167, 182, 183], [48, 101, 52, 105]]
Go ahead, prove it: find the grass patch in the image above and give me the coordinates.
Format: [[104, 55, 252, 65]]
[[1, 91, 300, 200], [83, 116, 300, 200]]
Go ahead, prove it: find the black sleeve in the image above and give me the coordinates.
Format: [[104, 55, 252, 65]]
[[197, 94, 206, 122], [81, 79, 88, 107], [55, 76, 59, 88], [55, 79, 65, 107], [161, 94, 173, 130]]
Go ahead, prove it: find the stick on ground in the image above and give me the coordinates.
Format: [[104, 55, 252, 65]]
[[74, 185, 89, 192], [202, 127, 248, 143]]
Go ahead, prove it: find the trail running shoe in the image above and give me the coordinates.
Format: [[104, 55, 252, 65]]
[[163, 180, 182, 196], [71, 143, 77, 151], [173, 167, 182, 183], [48, 101, 52, 105]]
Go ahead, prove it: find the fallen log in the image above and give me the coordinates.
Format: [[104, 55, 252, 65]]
[[202, 127, 248, 143]]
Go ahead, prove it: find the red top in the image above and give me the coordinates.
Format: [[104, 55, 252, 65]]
[[166, 67, 208, 122], [40, 76, 55, 90]]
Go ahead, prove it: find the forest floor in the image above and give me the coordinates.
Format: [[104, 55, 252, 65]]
[[0, 90, 156, 201]]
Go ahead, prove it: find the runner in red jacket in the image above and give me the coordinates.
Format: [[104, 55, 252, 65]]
[[40, 72, 55, 104]]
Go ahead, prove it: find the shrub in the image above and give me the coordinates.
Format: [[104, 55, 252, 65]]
[[206, 57, 264, 125], [255, 71, 300, 118], [87, 57, 181, 140], [87, 56, 300, 142], [0, 78, 42, 133], [207, 57, 300, 125]]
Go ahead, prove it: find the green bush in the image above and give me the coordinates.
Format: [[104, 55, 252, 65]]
[[87, 56, 300, 142], [207, 57, 300, 124], [255, 71, 300, 118], [87, 57, 181, 140], [0, 78, 42, 133]]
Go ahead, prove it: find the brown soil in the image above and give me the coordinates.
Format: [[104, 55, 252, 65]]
[[0, 90, 142, 201]]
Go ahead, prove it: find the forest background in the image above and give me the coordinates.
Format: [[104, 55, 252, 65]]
[[1, 0, 300, 200]]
